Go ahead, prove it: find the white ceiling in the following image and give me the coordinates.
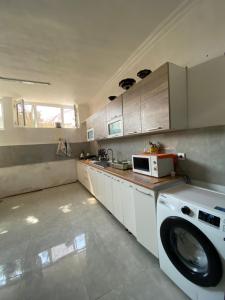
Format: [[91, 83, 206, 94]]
[[0, 0, 183, 105]]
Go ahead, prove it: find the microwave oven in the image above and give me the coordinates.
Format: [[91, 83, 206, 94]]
[[87, 128, 94, 141], [132, 154, 175, 178], [107, 117, 123, 138]]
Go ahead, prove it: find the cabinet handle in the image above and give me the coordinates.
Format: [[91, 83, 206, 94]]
[[135, 188, 152, 196], [127, 131, 137, 135], [146, 127, 162, 132]]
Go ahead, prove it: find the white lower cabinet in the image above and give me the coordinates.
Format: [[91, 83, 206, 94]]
[[122, 181, 136, 236], [77, 162, 158, 257], [88, 167, 97, 196], [103, 173, 114, 213], [77, 162, 90, 190], [133, 186, 158, 258], [112, 177, 124, 224], [88, 167, 105, 205]]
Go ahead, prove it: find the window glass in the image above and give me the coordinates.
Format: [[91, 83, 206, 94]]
[[63, 108, 75, 128], [36, 105, 62, 128], [24, 104, 35, 127], [0, 103, 3, 129]]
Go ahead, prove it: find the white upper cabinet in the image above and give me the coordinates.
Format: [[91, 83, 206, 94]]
[[188, 55, 225, 128]]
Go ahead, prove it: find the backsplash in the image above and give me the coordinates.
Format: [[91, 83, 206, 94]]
[[0, 142, 89, 168], [92, 126, 225, 186]]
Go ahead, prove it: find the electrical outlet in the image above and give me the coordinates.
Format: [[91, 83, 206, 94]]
[[177, 153, 186, 160]]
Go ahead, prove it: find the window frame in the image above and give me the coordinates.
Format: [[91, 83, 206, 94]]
[[0, 100, 4, 130], [14, 100, 78, 129]]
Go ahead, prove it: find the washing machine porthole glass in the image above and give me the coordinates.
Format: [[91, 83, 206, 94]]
[[160, 217, 223, 287], [171, 227, 208, 273]]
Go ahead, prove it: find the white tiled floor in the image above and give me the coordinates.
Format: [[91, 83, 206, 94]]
[[0, 182, 189, 300]]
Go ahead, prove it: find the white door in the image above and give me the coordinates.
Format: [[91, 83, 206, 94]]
[[133, 186, 158, 257], [122, 181, 136, 236]]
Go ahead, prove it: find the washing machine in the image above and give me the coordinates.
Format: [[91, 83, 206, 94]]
[[157, 184, 225, 300]]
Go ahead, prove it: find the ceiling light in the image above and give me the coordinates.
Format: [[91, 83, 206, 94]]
[[0, 76, 51, 85]]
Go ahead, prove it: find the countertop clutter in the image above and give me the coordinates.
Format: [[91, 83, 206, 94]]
[[79, 160, 181, 190]]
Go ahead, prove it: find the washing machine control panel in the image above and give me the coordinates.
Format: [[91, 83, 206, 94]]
[[198, 210, 220, 228]]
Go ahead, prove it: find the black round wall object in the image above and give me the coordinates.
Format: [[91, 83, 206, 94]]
[[108, 96, 117, 101], [119, 78, 136, 90], [137, 69, 152, 79]]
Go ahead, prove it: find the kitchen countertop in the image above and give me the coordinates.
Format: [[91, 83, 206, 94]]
[[78, 160, 182, 191]]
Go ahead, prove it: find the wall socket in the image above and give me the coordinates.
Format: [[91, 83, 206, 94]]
[[177, 153, 186, 160]]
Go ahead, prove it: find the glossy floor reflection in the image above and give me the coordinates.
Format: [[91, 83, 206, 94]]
[[0, 183, 189, 300]]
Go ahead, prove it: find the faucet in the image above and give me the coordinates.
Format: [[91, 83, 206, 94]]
[[107, 148, 114, 162]]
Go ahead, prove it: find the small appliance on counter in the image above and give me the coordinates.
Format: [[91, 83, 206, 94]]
[[132, 153, 176, 178], [79, 151, 97, 160], [111, 160, 132, 170], [98, 148, 108, 161]]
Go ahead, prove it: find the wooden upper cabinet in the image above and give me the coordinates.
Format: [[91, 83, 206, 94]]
[[106, 95, 123, 121], [86, 114, 95, 130], [80, 121, 87, 142], [141, 63, 169, 132], [86, 62, 187, 140], [123, 85, 142, 135], [140, 62, 187, 133], [94, 107, 107, 140]]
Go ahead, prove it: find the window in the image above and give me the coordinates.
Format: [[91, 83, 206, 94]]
[[36, 105, 62, 128], [0, 102, 4, 129], [14, 100, 78, 128], [24, 103, 35, 127], [63, 108, 76, 128]]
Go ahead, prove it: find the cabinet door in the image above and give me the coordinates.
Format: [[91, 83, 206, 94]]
[[122, 182, 136, 236], [94, 108, 107, 140], [106, 95, 123, 121], [133, 186, 158, 257], [96, 170, 105, 205], [141, 63, 170, 133], [87, 167, 95, 195], [123, 86, 142, 135], [112, 178, 124, 223], [88, 167, 97, 197], [80, 122, 87, 142], [86, 114, 95, 130], [103, 173, 114, 213]]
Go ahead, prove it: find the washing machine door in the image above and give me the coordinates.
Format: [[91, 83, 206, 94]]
[[160, 217, 222, 287]]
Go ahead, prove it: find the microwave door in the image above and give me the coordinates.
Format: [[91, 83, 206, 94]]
[[108, 119, 123, 137], [133, 157, 151, 175]]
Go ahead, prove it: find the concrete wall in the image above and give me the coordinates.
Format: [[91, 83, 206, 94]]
[[95, 126, 225, 188], [0, 159, 77, 199]]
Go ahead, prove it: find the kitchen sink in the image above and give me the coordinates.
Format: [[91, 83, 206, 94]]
[[93, 161, 111, 168]]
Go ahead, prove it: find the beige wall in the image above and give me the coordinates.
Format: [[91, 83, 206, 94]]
[[0, 97, 83, 146], [89, 0, 225, 113]]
